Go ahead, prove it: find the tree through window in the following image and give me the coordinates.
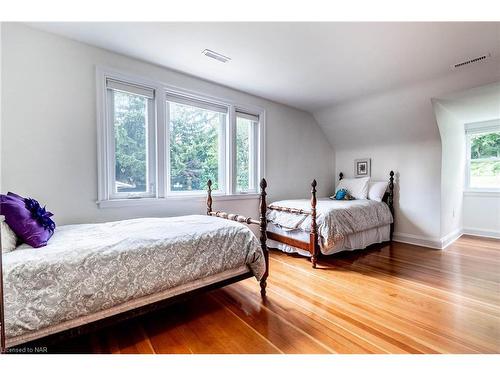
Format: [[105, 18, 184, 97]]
[[168, 100, 225, 192], [466, 123, 500, 189]]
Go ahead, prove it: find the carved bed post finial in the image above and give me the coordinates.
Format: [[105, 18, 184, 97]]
[[310, 179, 319, 268], [259, 178, 269, 297], [339, 172, 343, 181], [388, 171, 395, 240], [206, 179, 213, 216]]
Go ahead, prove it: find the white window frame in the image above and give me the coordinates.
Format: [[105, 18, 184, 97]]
[[106, 82, 157, 199], [235, 111, 261, 194], [464, 119, 500, 193], [96, 66, 266, 207], [165, 93, 229, 197]]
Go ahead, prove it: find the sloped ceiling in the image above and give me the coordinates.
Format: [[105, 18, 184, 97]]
[[435, 82, 500, 124], [26, 22, 500, 112]]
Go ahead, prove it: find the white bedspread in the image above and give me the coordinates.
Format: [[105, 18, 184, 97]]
[[267, 198, 393, 248], [3, 215, 265, 339]]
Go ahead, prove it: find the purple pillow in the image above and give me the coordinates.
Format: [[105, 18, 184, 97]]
[[0, 192, 56, 248], [7, 192, 24, 200]]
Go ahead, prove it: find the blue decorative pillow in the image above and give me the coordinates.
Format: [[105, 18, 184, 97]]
[[335, 189, 347, 200], [330, 188, 355, 201]]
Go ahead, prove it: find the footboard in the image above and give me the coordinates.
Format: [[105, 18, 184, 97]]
[[206, 179, 269, 297], [267, 180, 320, 268]]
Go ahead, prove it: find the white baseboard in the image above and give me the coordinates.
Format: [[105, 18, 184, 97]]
[[440, 228, 463, 249], [393, 229, 462, 250], [462, 227, 500, 239], [393, 227, 498, 249], [392, 232, 443, 249]]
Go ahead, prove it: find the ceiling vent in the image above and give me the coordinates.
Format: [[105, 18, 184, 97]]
[[202, 49, 231, 63], [451, 53, 491, 70]]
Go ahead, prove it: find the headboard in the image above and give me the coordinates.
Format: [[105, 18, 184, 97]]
[[338, 171, 395, 239]]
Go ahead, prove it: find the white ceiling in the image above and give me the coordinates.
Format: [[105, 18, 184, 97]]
[[437, 82, 500, 124], [27, 22, 500, 112]]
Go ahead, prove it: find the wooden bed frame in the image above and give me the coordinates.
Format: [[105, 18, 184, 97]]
[[0, 179, 269, 353], [266, 171, 394, 268]]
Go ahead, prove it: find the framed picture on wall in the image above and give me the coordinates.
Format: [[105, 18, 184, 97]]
[[355, 158, 371, 177]]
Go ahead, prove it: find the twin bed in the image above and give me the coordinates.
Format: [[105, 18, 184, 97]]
[[0, 180, 269, 351], [0, 173, 394, 351], [266, 172, 394, 268]]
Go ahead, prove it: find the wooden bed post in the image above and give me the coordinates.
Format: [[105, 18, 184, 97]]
[[310, 180, 320, 268], [206, 179, 213, 215], [206, 179, 269, 298], [0, 216, 6, 353], [388, 171, 395, 240], [259, 179, 269, 297]]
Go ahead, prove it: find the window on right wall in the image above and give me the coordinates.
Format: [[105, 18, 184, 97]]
[[465, 120, 500, 190]]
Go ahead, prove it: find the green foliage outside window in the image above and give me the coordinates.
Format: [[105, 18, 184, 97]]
[[169, 103, 221, 191], [470, 132, 500, 159], [469, 132, 500, 188], [114, 92, 148, 193], [236, 118, 250, 191], [113, 95, 254, 194]]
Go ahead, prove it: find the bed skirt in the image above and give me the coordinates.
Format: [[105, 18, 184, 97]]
[[267, 224, 390, 257]]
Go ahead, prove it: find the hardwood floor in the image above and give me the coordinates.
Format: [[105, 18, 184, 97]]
[[48, 235, 500, 354]]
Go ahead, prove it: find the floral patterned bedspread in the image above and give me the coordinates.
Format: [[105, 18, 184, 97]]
[[3, 215, 265, 339], [267, 198, 393, 247]]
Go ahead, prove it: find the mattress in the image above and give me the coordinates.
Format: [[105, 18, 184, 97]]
[[3, 215, 265, 344]]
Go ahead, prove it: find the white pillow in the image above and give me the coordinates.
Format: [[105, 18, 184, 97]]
[[335, 177, 370, 200], [1, 220, 18, 253], [368, 181, 389, 202]]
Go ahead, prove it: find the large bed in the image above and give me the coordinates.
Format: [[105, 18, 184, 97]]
[[0, 179, 269, 351], [266, 172, 394, 267]]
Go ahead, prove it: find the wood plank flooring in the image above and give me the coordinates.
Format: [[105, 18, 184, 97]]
[[48, 235, 500, 354]]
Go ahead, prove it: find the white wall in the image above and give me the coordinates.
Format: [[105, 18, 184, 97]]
[[314, 61, 500, 248], [1, 23, 334, 225], [432, 101, 465, 240], [463, 193, 500, 237], [462, 122, 500, 240], [434, 85, 500, 240]]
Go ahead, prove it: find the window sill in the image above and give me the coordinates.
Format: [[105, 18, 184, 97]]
[[463, 190, 500, 198], [97, 193, 260, 208]]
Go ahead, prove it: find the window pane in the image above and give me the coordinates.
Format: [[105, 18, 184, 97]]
[[469, 132, 500, 188], [470, 160, 500, 188], [113, 91, 149, 194], [169, 101, 224, 192], [470, 132, 500, 160], [236, 117, 257, 192]]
